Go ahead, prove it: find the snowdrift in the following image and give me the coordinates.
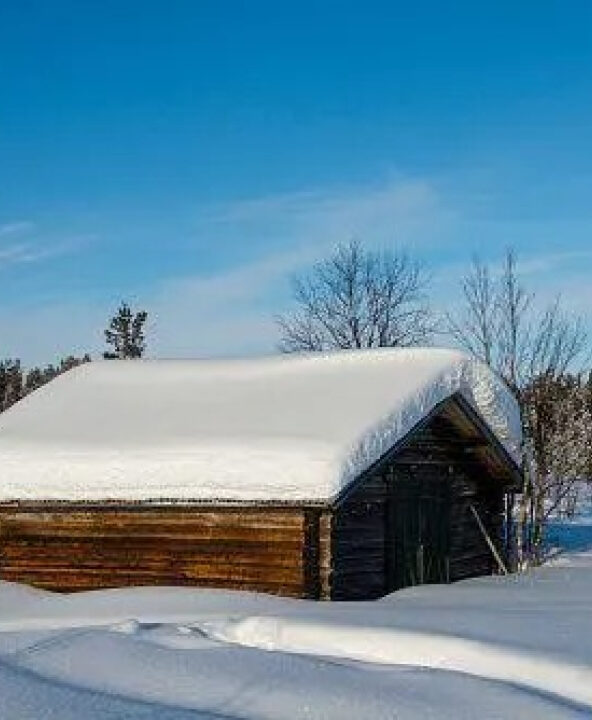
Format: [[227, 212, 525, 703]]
[[0, 551, 591, 718]]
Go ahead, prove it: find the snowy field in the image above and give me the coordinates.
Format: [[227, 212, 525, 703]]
[[1, 539, 592, 719]]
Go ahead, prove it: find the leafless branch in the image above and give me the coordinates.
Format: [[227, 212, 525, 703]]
[[276, 239, 434, 352]]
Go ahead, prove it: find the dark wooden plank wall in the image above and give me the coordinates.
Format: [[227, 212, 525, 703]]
[[0, 506, 316, 597], [392, 416, 505, 584], [329, 414, 507, 599], [448, 476, 504, 582], [329, 477, 388, 600]]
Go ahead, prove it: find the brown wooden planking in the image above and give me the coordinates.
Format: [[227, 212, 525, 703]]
[[0, 506, 306, 522], [0, 539, 304, 568], [0, 512, 308, 529], [0, 510, 306, 538], [0, 561, 305, 585], [0, 567, 308, 597], [0, 524, 305, 538], [0, 505, 313, 596], [0, 546, 306, 574], [0, 569, 306, 597], [0, 533, 305, 553]]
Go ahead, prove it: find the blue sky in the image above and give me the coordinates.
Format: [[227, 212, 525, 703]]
[[1, 1, 591, 364]]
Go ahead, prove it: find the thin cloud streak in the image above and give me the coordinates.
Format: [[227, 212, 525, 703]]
[[0, 221, 36, 238], [149, 249, 314, 358], [195, 178, 454, 253], [0, 235, 96, 269]]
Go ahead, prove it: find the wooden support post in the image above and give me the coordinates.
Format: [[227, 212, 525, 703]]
[[505, 492, 515, 571], [303, 509, 321, 599]]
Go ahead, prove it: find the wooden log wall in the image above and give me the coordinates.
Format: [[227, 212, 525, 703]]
[[391, 417, 506, 584], [329, 477, 388, 600], [0, 505, 317, 598], [329, 411, 507, 599], [447, 476, 504, 581]]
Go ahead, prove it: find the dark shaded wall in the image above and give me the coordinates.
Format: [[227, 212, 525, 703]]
[[329, 413, 506, 599]]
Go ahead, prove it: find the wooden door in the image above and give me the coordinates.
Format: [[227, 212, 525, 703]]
[[389, 470, 450, 590]]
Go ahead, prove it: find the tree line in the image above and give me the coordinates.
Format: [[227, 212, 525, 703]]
[[0, 302, 148, 412], [1, 241, 590, 565]]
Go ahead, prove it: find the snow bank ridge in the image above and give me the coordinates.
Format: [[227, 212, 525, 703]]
[[201, 614, 592, 709]]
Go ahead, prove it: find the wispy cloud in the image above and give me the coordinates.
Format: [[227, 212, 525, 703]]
[[0, 233, 95, 269], [512, 249, 592, 277], [0, 221, 36, 238], [196, 177, 454, 253], [149, 177, 451, 358], [149, 249, 311, 358]]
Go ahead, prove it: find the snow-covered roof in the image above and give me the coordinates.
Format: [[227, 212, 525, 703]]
[[0, 348, 522, 503]]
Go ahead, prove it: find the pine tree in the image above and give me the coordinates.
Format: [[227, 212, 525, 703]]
[[0, 354, 91, 413], [103, 303, 148, 359], [24, 354, 91, 395], [0, 359, 23, 412], [59, 354, 91, 372]]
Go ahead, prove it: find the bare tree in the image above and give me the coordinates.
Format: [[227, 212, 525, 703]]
[[277, 240, 434, 352], [446, 249, 589, 564], [447, 250, 586, 393], [446, 257, 500, 367]]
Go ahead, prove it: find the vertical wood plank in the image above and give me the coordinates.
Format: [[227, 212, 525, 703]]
[[318, 510, 332, 600], [303, 509, 320, 599]]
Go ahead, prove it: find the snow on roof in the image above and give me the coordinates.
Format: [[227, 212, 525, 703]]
[[0, 348, 522, 503]]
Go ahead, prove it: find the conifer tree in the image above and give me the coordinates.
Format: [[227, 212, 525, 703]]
[[24, 354, 91, 395], [103, 303, 148, 359], [0, 354, 90, 412], [0, 359, 23, 412]]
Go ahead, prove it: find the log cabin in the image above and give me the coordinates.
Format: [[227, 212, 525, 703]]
[[0, 348, 522, 600]]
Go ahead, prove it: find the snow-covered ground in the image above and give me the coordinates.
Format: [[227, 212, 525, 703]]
[[1, 541, 592, 719]]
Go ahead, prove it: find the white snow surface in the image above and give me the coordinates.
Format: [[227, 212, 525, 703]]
[[0, 348, 521, 502], [1, 552, 591, 718]]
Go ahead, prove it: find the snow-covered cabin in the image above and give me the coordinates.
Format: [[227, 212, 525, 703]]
[[0, 348, 522, 599]]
